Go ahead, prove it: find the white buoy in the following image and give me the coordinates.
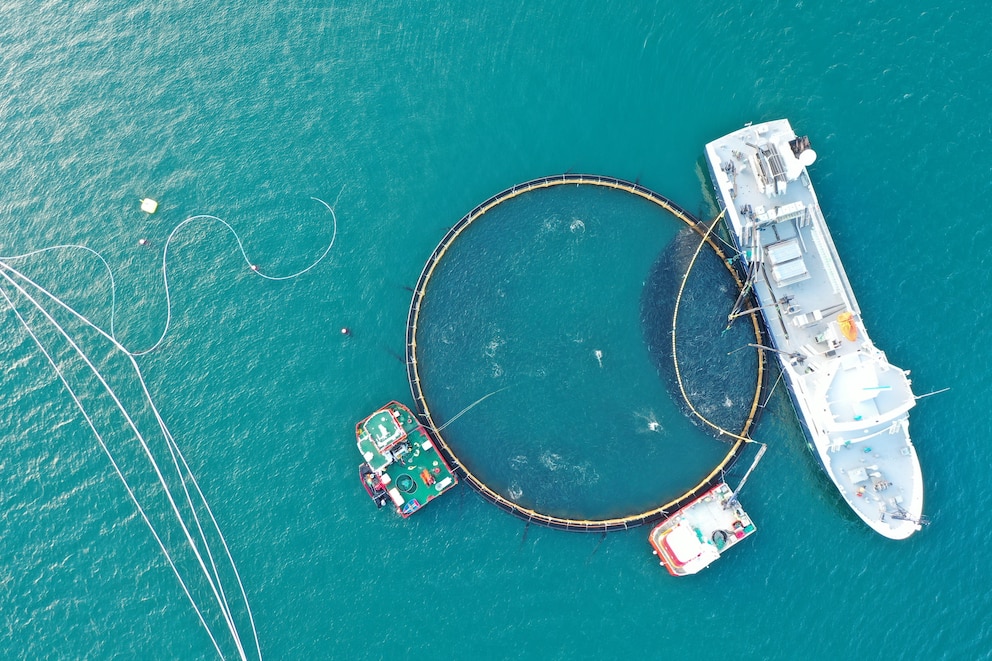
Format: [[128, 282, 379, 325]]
[[140, 198, 158, 214]]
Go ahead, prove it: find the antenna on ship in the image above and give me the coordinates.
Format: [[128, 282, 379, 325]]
[[915, 387, 950, 400]]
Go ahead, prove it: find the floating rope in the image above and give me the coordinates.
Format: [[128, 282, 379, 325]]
[[669, 209, 768, 497], [433, 385, 512, 433], [0, 263, 255, 660], [0, 196, 338, 357], [0, 195, 339, 658], [134, 197, 338, 356], [0, 283, 230, 660], [670, 209, 759, 444]]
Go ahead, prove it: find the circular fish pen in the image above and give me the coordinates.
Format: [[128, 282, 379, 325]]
[[406, 174, 766, 531]]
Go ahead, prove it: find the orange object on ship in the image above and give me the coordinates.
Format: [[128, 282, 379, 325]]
[[420, 468, 435, 486], [838, 311, 857, 341]]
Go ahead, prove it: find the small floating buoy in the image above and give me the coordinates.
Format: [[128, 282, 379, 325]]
[[140, 198, 158, 214], [250, 265, 259, 271], [138, 238, 149, 246], [341, 327, 351, 336]]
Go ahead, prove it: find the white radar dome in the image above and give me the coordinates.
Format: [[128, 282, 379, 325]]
[[799, 149, 817, 167]]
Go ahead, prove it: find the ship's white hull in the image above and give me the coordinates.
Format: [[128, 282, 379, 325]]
[[705, 119, 924, 539]]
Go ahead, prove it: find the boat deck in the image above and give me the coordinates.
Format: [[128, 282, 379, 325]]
[[649, 483, 755, 576], [357, 401, 457, 517]]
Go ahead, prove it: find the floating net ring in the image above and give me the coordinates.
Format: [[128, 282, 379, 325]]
[[406, 174, 767, 532]]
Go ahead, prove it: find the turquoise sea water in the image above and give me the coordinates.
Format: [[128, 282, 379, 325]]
[[1, 1, 990, 659]]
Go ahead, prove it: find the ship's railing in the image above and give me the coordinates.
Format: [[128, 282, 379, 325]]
[[405, 174, 768, 532]]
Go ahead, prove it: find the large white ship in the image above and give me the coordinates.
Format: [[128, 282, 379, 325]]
[[704, 119, 925, 539]]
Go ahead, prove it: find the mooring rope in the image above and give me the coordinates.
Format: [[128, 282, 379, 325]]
[[0, 282, 230, 660], [433, 385, 512, 433], [135, 197, 338, 356], [0, 196, 338, 358], [0, 241, 295, 658], [0, 244, 122, 335], [152, 407, 259, 658], [0, 266, 252, 659], [157, 417, 240, 649], [0, 265, 249, 659], [0, 194, 337, 658]]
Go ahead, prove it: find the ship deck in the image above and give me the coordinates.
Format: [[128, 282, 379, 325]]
[[704, 119, 924, 539]]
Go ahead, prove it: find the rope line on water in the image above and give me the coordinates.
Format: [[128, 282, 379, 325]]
[[670, 208, 758, 444], [0, 265, 253, 659], [433, 385, 512, 433], [0, 196, 338, 357], [136, 196, 338, 356], [0, 195, 340, 658], [0, 265, 251, 658], [668, 211, 769, 497], [0, 282, 230, 661], [0, 244, 122, 335]]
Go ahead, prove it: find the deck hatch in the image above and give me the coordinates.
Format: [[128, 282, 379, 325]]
[[765, 238, 810, 286]]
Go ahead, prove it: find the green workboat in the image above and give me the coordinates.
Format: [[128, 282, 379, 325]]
[[356, 401, 457, 517]]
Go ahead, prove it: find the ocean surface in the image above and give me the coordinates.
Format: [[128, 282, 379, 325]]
[[1, 1, 989, 659]]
